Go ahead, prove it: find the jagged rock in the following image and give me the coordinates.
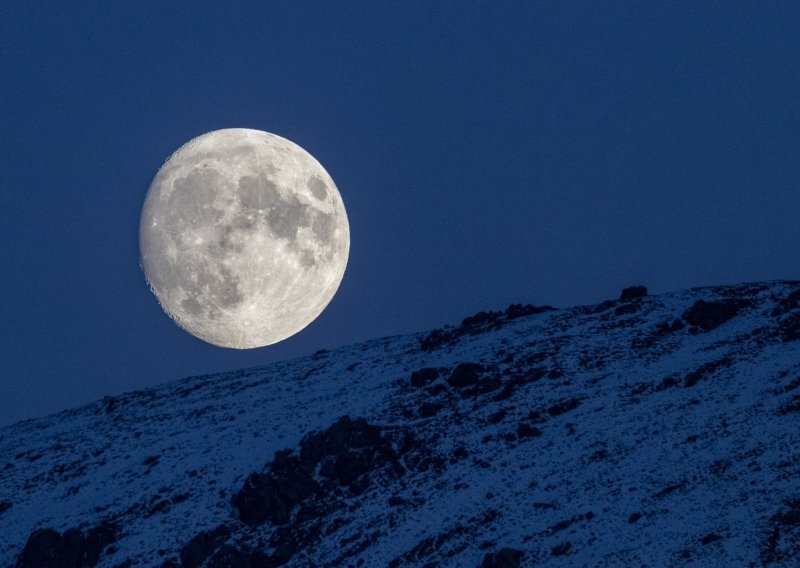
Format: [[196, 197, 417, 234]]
[[462, 311, 503, 328], [179, 525, 231, 568], [682, 299, 750, 331], [620, 285, 648, 301], [480, 547, 523, 567], [410, 368, 444, 388], [504, 303, 554, 319], [447, 363, 485, 388], [233, 416, 402, 529], [300, 416, 399, 491], [421, 305, 554, 352], [232, 452, 319, 526], [420, 328, 453, 351], [16, 523, 116, 568]]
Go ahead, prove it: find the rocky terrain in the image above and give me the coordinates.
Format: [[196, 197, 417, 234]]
[[1, 280, 799, 567]]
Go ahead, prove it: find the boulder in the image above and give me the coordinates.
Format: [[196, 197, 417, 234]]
[[447, 363, 485, 388], [682, 299, 750, 331], [410, 368, 443, 388], [620, 286, 648, 301]]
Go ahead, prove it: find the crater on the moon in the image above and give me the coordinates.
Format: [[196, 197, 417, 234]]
[[308, 176, 328, 200], [139, 129, 350, 349]]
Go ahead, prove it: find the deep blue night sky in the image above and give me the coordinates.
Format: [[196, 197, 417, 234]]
[[1, 2, 798, 426]]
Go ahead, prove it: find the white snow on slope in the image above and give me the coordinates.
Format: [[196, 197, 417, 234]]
[[1, 281, 799, 567]]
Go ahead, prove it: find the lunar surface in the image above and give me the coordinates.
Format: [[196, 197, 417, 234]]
[[139, 129, 349, 348]]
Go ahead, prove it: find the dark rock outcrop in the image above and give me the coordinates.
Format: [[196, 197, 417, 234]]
[[299, 415, 400, 492], [226, 416, 412, 565], [16, 523, 116, 568], [682, 299, 750, 331], [233, 416, 402, 527], [620, 285, 648, 301], [447, 363, 486, 388], [179, 525, 231, 568], [233, 451, 319, 526], [421, 304, 554, 351], [410, 368, 444, 388]]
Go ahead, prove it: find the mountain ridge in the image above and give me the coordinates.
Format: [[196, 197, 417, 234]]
[[1, 280, 799, 567]]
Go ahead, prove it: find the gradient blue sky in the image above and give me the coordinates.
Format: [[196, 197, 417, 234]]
[[1, 1, 798, 426]]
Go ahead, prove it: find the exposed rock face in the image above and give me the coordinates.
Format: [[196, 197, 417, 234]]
[[223, 416, 414, 565], [16, 524, 115, 568], [1, 281, 799, 567], [179, 525, 231, 568], [233, 451, 319, 526]]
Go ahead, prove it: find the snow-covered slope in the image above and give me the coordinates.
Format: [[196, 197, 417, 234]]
[[1, 281, 799, 567]]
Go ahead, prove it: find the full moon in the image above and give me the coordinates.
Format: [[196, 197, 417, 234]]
[[139, 129, 350, 348]]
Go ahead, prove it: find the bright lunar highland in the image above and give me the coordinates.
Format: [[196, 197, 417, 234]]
[[139, 129, 350, 348]]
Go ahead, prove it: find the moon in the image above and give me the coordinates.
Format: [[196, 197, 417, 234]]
[[139, 129, 350, 348]]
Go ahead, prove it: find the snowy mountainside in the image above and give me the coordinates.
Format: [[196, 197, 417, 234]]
[[1, 281, 799, 567]]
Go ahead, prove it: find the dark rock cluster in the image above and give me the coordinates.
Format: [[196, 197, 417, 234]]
[[16, 523, 116, 568], [167, 416, 421, 567], [421, 303, 554, 351], [682, 298, 751, 332], [231, 416, 403, 528]]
